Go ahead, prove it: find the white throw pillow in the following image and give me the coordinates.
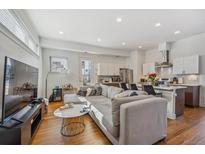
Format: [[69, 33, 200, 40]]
[[135, 90, 148, 95], [114, 91, 130, 98], [109, 86, 123, 99], [114, 90, 148, 98], [86, 88, 92, 97]]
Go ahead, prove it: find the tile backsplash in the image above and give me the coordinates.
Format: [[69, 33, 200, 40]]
[[157, 67, 200, 84], [183, 75, 200, 84]]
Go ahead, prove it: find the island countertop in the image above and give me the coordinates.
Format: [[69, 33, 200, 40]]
[[137, 84, 187, 91], [137, 84, 187, 119]]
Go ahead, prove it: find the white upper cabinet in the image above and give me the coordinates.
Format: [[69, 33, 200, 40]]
[[97, 63, 107, 75], [97, 63, 121, 76], [173, 55, 199, 75], [173, 58, 183, 74], [143, 63, 156, 76], [184, 55, 199, 74]]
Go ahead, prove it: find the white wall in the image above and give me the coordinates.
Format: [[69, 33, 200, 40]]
[[42, 48, 127, 98], [126, 50, 145, 83], [144, 33, 205, 107], [41, 37, 130, 57]]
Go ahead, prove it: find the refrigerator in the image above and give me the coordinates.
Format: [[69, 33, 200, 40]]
[[120, 68, 133, 83]]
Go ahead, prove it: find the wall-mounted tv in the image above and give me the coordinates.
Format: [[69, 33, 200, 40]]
[[0, 57, 38, 124]]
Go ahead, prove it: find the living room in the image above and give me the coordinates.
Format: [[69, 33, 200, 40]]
[[0, 1, 205, 152]]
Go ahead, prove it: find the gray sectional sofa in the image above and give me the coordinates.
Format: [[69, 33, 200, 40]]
[[64, 85, 168, 145]]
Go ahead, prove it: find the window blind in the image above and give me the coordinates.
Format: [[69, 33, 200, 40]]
[[0, 9, 39, 55]]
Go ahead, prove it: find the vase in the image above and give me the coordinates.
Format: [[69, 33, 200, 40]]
[[151, 81, 155, 86]]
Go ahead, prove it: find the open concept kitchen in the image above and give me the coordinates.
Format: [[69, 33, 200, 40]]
[[139, 42, 201, 119], [97, 41, 202, 120]]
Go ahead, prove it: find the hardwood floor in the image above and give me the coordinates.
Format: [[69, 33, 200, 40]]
[[31, 102, 111, 145], [158, 107, 205, 145], [32, 102, 205, 145]]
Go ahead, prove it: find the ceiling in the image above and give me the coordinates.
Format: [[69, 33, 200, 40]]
[[25, 9, 205, 51]]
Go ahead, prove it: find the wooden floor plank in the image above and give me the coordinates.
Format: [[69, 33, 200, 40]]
[[31, 102, 205, 145]]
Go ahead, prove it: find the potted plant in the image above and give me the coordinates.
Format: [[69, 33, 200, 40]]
[[148, 73, 158, 85]]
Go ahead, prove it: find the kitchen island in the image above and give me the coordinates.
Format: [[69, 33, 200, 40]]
[[138, 85, 187, 119]]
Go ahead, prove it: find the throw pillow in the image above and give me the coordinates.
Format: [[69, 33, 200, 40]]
[[86, 87, 97, 96], [135, 90, 148, 95], [130, 91, 138, 96], [114, 91, 130, 98], [114, 90, 147, 98], [86, 88, 92, 96], [95, 86, 102, 95], [109, 86, 123, 99], [77, 90, 87, 96], [90, 88, 97, 96]]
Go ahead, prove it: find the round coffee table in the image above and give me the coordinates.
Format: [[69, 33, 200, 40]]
[[54, 104, 90, 136]]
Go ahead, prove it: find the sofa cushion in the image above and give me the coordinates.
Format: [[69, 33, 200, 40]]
[[111, 95, 154, 126], [86, 95, 119, 138], [107, 86, 123, 99], [114, 90, 148, 98]]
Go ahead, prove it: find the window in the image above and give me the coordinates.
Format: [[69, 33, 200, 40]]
[[0, 9, 39, 55], [80, 59, 92, 86]]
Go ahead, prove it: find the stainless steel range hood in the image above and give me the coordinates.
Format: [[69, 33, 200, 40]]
[[156, 42, 173, 68]]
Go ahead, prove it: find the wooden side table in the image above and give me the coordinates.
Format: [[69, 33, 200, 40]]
[[52, 88, 63, 102]]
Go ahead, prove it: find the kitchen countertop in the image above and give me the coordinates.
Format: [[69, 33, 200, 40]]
[[172, 83, 201, 87], [137, 84, 187, 91], [153, 85, 187, 91]]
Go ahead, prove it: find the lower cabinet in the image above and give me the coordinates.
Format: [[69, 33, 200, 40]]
[[185, 86, 200, 107]]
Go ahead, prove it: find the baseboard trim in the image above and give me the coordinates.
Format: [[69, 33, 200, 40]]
[[167, 112, 176, 120]]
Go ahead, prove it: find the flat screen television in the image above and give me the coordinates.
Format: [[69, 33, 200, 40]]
[[0, 57, 38, 124]]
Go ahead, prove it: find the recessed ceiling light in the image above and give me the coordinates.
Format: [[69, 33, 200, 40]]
[[122, 42, 126, 46], [116, 17, 122, 23], [59, 31, 64, 35], [155, 22, 161, 27], [138, 45, 142, 49], [174, 30, 181, 34], [97, 38, 101, 42]]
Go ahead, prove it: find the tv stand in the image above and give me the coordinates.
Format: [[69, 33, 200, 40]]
[[0, 103, 44, 145]]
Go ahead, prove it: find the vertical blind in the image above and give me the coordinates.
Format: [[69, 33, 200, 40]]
[[0, 9, 39, 55]]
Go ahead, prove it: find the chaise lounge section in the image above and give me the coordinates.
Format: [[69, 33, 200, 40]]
[[64, 85, 168, 145]]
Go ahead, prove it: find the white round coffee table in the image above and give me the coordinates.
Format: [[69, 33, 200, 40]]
[[54, 104, 90, 136]]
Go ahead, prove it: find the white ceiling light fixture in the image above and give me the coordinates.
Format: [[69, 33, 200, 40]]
[[116, 17, 122, 23], [155, 22, 161, 27], [59, 31, 64, 35], [122, 42, 126, 46], [97, 38, 102, 42], [138, 45, 142, 49], [174, 30, 181, 34]]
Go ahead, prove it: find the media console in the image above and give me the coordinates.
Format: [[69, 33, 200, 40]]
[[0, 103, 44, 145]]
